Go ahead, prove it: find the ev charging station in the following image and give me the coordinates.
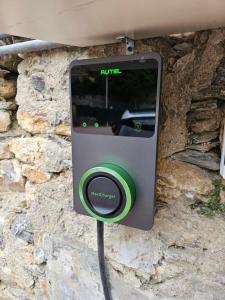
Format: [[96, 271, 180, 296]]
[[70, 47, 162, 300], [1, 1, 225, 299], [70, 53, 162, 230]]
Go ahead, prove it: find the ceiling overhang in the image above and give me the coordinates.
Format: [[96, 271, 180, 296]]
[[0, 0, 224, 47]]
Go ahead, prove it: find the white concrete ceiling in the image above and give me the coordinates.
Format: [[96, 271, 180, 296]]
[[0, 0, 225, 46]]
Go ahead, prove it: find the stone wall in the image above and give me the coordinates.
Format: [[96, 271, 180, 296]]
[[0, 29, 225, 299]]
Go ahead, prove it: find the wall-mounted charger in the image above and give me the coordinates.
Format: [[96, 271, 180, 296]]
[[70, 53, 162, 230]]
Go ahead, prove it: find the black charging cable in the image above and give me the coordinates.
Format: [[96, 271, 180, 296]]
[[97, 220, 112, 300]]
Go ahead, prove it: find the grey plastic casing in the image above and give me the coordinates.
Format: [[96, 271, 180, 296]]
[[70, 53, 162, 230]]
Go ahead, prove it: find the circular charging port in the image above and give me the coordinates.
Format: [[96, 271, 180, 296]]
[[87, 176, 122, 215], [79, 163, 136, 223]]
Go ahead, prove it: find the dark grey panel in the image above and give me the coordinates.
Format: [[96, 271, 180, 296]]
[[70, 53, 162, 230]]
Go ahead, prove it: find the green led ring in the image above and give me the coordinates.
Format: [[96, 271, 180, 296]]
[[79, 163, 136, 223]]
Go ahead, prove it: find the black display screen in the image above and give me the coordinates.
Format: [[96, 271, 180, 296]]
[[71, 58, 158, 138]]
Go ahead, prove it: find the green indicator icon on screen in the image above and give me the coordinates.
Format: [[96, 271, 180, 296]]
[[133, 121, 142, 132], [81, 122, 87, 128], [100, 68, 122, 75]]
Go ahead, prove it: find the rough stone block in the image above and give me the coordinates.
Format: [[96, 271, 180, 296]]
[[0, 192, 27, 214], [16, 52, 71, 135], [172, 150, 220, 170], [0, 159, 25, 192], [0, 111, 11, 132], [9, 137, 46, 164], [189, 108, 221, 121], [191, 118, 221, 133], [190, 131, 219, 144], [43, 136, 71, 173], [17, 110, 70, 136], [0, 286, 34, 300], [187, 141, 219, 152], [10, 213, 34, 244], [32, 75, 45, 92], [0, 98, 17, 110], [157, 159, 213, 195], [173, 42, 193, 52], [17, 110, 49, 134], [0, 77, 17, 99], [22, 164, 51, 184], [0, 141, 13, 159], [45, 238, 149, 300], [10, 136, 71, 173], [0, 254, 35, 292], [33, 247, 47, 265]]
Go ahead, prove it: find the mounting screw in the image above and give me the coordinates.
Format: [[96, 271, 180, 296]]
[[116, 36, 135, 55]]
